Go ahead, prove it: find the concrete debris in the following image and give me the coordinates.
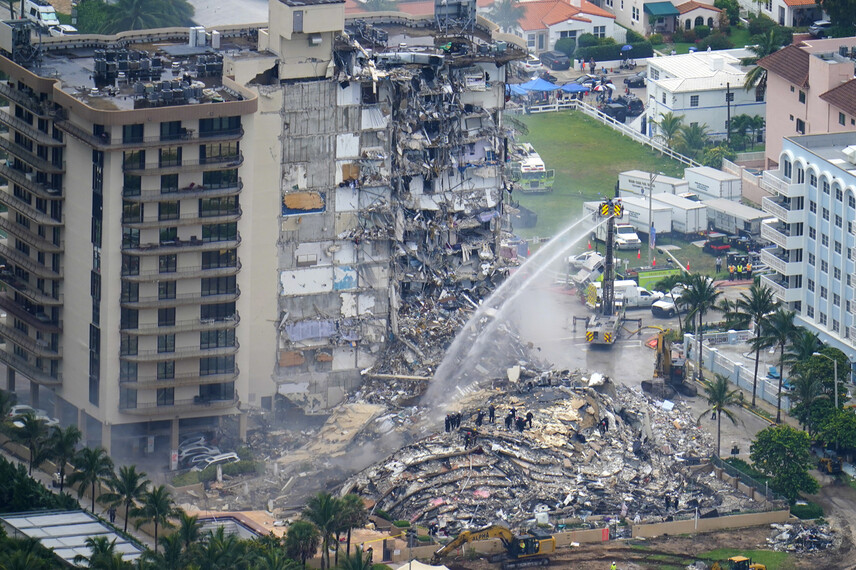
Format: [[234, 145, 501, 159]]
[[343, 380, 758, 532], [767, 523, 834, 552]]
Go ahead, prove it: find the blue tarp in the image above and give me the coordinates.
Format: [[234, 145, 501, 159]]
[[560, 83, 589, 93], [519, 78, 561, 92], [506, 84, 528, 96]]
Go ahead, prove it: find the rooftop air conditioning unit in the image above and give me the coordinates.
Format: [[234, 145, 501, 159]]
[[842, 145, 856, 165], [308, 33, 322, 46]]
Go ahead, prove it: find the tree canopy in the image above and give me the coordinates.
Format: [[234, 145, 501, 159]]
[[750, 424, 818, 501]]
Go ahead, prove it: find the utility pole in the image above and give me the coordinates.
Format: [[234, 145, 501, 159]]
[[726, 82, 732, 143]]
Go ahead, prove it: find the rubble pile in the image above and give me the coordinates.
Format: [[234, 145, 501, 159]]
[[767, 523, 834, 553], [344, 380, 756, 532]]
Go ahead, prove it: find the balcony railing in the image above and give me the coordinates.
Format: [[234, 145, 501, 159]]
[[0, 138, 64, 174], [0, 216, 64, 253], [119, 368, 239, 389], [0, 348, 61, 386], [119, 392, 238, 415], [760, 170, 803, 198], [122, 179, 242, 202], [0, 295, 62, 333], [55, 119, 243, 150], [122, 208, 242, 229], [122, 153, 243, 174], [120, 287, 239, 309], [0, 244, 62, 279], [760, 221, 801, 250], [122, 261, 241, 282], [121, 234, 240, 255], [761, 196, 805, 224], [760, 274, 802, 303], [119, 343, 239, 363], [120, 314, 239, 335], [0, 109, 64, 147], [0, 187, 64, 226], [0, 82, 52, 117], [759, 247, 803, 276], [0, 322, 61, 358], [0, 163, 62, 200], [0, 272, 63, 306]]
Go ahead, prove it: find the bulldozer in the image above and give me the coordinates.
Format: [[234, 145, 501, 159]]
[[432, 524, 555, 569], [712, 555, 767, 570], [818, 456, 843, 474], [641, 329, 697, 398]]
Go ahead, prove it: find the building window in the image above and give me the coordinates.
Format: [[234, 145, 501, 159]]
[[159, 227, 178, 245], [690, 95, 699, 107], [200, 142, 239, 164], [200, 355, 235, 376], [593, 26, 606, 38], [200, 329, 236, 350], [808, 279, 814, 292], [120, 308, 138, 330], [122, 255, 139, 276], [819, 313, 827, 325], [798, 90, 806, 103], [632, 6, 639, 20], [836, 187, 843, 201], [202, 276, 236, 296], [823, 180, 830, 194], [822, 208, 829, 221], [122, 124, 143, 144], [157, 388, 175, 407], [158, 360, 175, 380], [840, 112, 847, 126], [158, 281, 176, 300], [836, 214, 842, 227], [796, 167, 804, 184], [158, 201, 180, 221], [201, 302, 236, 321], [120, 281, 139, 303], [123, 150, 145, 169], [808, 252, 815, 265], [834, 293, 841, 306], [559, 30, 577, 39], [199, 116, 241, 137], [120, 360, 137, 381], [158, 307, 176, 327], [157, 334, 175, 353], [199, 196, 239, 217], [537, 33, 545, 50], [834, 267, 841, 280], [835, 241, 842, 253], [832, 319, 839, 332], [158, 147, 182, 168], [821, 234, 829, 246], [662, 92, 666, 104], [796, 118, 805, 134], [807, 305, 814, 318], [527, 34, 535, 49], [783, 159, 792, 179], [202, 223, 238, 243], [820, 286, 827, 299], [159, 254, 177, 273], [809, 200, 816, 213], [756, 90, 764, 102], [161, 174, 179, 193], [202, 249, 237, 269], [202, 169, 238, 189], [821, 260, 828, 272], [160, 121, 183, 141], [120, 335, 138, 356]]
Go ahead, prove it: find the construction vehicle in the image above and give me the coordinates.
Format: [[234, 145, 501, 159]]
[[432, 524, 555, 569], [818, 456, 843, 474], [712, 555, 767, 570], [641, 329, 697, 397]]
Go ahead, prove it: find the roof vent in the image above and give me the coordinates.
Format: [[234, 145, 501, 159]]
[[843, 145, 856, 165], [708, 55, 724, 72]]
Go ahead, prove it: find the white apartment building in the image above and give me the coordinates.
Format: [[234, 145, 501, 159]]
[[647, 50, 765, 140], [759, 132, 856, 369]]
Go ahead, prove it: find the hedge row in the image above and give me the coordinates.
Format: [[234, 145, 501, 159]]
[[172, 460, 261, 487], [574, 42, 654, 63]]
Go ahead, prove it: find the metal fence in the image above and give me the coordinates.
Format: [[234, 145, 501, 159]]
[[710, 455, 789, 506], [684, 331, 791, 411]]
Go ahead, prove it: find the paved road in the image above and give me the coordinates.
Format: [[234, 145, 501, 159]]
[[187, 0, 268, 27]]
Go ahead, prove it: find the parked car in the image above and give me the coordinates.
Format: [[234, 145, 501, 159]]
[[8, 405, 58, 427], [539, 50, 570, 71], [178, 445, 220, 462], [623, 71, 647, 88], [538, 70, 558, 83], [651, 294, 678, 318], [600, 103, 627, 123], [809, 20, 832, 38], [573, 73, 599, 87], [178, 433, 208, 451], [8, 404, 38, 418], [192, 452, 240, 472], [517, 54, 544, 74], [613, 95, 644, 116], [568, 251, 603, 270]]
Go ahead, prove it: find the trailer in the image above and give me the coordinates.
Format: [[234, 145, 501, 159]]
[[618, 170, 688, 197], [650, 192, 707, 234], [703, 198, 769, 237], [684, 166, 741, 201], [613, 194, 672, 237]]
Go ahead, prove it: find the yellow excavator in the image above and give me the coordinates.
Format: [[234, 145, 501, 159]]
[[712, 556, 767, 570], [432, 524, 555, 569]]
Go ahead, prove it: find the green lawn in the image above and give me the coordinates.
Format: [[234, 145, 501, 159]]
[[654, 28, 753, 55], [703, 549, 795, 569], [512, 111, 719, 276]]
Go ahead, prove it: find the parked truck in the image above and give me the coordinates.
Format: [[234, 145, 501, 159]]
[[583, 201, 642, 249], [22, 0, 77, 36], [586, 279, 663, 309], [650, 192, 707, 234], [703, 198, 769, 238], [618, 170, 688, 197], [684, 166, 741, 201], [612, 194, 672, 237]]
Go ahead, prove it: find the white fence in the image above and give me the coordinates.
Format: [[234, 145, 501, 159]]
[[513, 99, 702, 168], [684, 331, 791, 411]]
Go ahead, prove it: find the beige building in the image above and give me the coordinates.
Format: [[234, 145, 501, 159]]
[[0, 0, 520, 457], [758, 37, 856, 169]]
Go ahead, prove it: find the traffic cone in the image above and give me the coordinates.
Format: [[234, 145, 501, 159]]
[[588, 240, 592, 250], [652, 257, 656, 266], [687, 262, 691, 271], [637, 249, 641, 260]]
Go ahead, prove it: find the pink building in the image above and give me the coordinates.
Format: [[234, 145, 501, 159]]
[[759, 37, 856, 168]]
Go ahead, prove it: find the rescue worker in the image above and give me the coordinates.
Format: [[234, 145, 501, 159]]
[[611, 562, 617, 570], [505, 412, 514, 430], [475, 409, 484, 427], [488, 404, 496, 423], [526, 411, 534, 428], [746, 262, 752, 278], [728, 265, 734, 281], [444, 414, 451, 433], [737, 264, 743, 278]]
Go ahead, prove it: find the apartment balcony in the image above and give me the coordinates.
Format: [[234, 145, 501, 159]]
[[0, 271, 62, 306], [122, 154, 243, 175], [0, 217, 63, 254], [760, 273, 802, 303], [760, 170, 803, 198], [0, 244, 62, 279], [55, 118, 243, 150], [121, 234, 240, 256], [120, 288, 239, 309], [118, 392, 238, 415], [0, 82, 51, 117], [121, 314, 239, 335], [0, 295, 62, 333], [0, 138, 64, 174], [120, 343, 239, 363], [0, 164, 63, 200], [119, 368, 239, 389], [0, 188, 63, 226], [0, 109, 64, 147], [0, 348, 61, 386], [760, 221, 803, 250], [122, 209, 242, 230], [122, 179, 243, 202], [122, 261, 241, 282], [761, 196, 805, 224], [759, 247, 804, 276], [0, 322, 61, 358]]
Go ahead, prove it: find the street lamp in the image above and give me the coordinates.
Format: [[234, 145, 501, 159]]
[[647, 172, 658, 266], [813, 352, 839, 410]]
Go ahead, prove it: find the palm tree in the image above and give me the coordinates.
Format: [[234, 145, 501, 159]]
[[72, 536, 131, 569], [0, 388, 15, 429], [681, 273, 721, 381], [192, 526, 253, 569], [728, 114, 753, 149], [747, 115, 765, 148], [675, 123, 711, 159], [133, 486, 178, 554], [697, 374, 741, 457], [253, 549, 301, 570], [285, 520, 321, 568], [337, 547, 374, 570], [653, 273, 687, 335], [650, 111, 684, 149], [338, 494, 368, 557], [302, 493, 340, 569], [787, 370, 828, 434], [12, 413, 49, 475], [784, 328, 822, 372], [141, 533, 184, 570], [742, 30, 779, 100], [737, 283, 777, 407], [100, 464, 149, 532], [487, 0, 526, 33], [715, 297, 748, 330], [98, 0, 195, 34], [757, 308, 797, 423], [176, 510, 202, 551], [67, 446, 114, 512], [48, 424, 82, 493]]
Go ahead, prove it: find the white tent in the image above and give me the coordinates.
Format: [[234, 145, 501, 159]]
[[392, 561, 449, 570]]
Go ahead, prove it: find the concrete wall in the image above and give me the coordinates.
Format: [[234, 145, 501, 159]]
[[631, 509, 790, 538]]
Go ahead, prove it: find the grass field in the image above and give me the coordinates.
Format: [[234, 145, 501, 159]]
[[512, 111, 720, 276], [653, 28, 753, 55], [704, 548, 795, 569]]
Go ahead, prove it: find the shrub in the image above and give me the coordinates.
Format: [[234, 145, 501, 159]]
[[671, 29, 684, 43], [555, 37, 576, 57], [598, 37, 617, 46], [172, 471, 200, 487], [392, 520, 411, 528], [714, 0, 740, 25], [700, 32, 734, 50], [574, 41, 654, 62], [375, 509, 392, 521], [683, 29, 697, 43], [748, 14, 776, 36], [694, 25, 710, 39], [577, 33, 598, 47], [791, 501, 824, 519], [774, 27, 794, 46], [626, 29, 645, 43], [648, 33, 664, 45]]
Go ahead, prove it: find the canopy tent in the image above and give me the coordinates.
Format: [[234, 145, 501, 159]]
[[560, 83, 589, 93], [506, 84, 528, 96], [643, 1, 680, 17], [519, 78, 561, 92], [621, 44, 633, 51]]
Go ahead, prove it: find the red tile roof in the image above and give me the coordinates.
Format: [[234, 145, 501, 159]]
[[758, 44, 811, 88], [820, 79, 856, 116], [675, 1, 721, 14], [519, 0, 614, 32], [783, 0, 817, 6]]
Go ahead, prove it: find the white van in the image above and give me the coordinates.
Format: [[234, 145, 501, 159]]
[[192, 452, 240, 472], [23, 0, 77, 34]]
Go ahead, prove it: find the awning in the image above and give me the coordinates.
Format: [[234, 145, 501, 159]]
[[506, 84, 528, 96], [560, 83, 589, 93], [519, 77, 561, 92], [644, 1, 679, 17]]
